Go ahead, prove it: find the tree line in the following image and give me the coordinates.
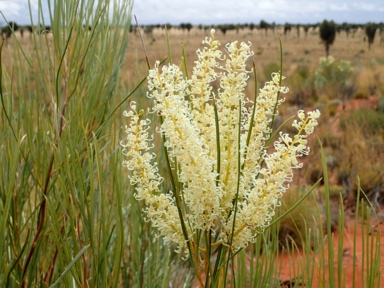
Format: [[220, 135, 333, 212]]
[[0, 22, 52, 38], [3, 20, 382, 56], [133, 20, 384, 55]]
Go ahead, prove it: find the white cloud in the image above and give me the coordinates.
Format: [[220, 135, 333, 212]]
[[0, 2, 23, 19], [352, 3, 377, 11], [330, 3, 349, 11], [0, 0, 383, 25]]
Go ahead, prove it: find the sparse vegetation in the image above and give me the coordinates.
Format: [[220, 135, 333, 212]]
[[314, 56, 353, 102], [0, 1, 383, 287]]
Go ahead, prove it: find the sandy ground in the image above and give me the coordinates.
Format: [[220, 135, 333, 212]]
[[278, 213, 384, 288]]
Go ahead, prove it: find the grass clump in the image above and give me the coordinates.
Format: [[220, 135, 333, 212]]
[[339, 108, 384, 137], [0, 1, 185, 287], [337, 111, 384, 204], [276, 185, 323, 248]]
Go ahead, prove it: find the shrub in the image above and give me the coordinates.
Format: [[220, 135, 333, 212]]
[[337, 117, 384, 204], [314, 56, 353, 101], [263, 61, 280, 81], [287, 65, 316, 106], [339, 108, 384, 136]]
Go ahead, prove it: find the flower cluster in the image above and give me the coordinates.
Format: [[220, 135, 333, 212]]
[[122, 30, 320, 254], [120, 102, 186, 250]]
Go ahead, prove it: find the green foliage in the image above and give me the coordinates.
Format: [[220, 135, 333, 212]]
[[262, 61, 280, 81], [339, 108, 384, 136], [287, 65, 315, 106], [259, 20, 270, 33], [319, 20, 336, 56], [326, 185, 347, 199], [365, 22, 378, 49], [314, 56, 353, 100], [337, 113, 384, 203], [180, 22, 193, 32], [0, 1, 190, 287], [284, 23, 292, 35], [276, 186, 323, 248]]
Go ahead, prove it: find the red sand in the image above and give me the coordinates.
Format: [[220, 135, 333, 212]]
[[278, 215, 384, 288]]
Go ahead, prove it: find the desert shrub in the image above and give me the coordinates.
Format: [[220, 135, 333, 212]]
[[320, 131, 342, 149], [353, 165, 384, 203], [326, 185, 347, 199], [337, 118, 384, 204], [314, 56, 353, 101], [339, 108, 384, 137], [287, 65, 316, 106], [306, 146, 339, 185], [263, 61, 280, 81]]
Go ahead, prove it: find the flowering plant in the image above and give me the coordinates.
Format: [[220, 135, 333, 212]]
[[121, 30, 320, 286]]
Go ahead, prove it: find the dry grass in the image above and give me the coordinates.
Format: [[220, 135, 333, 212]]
[[122, 26, 384, 92], [3, 26, 384, 101]]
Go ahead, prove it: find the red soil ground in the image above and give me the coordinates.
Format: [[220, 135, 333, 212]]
[[279, 213, 384, 288]]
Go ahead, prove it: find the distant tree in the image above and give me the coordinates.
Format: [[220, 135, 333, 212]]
[[2, 21, 19, 38], [380, 24, 384, 46], [235, 24, 241, 34], [259, 20, 269, 35], [164, 23, 172, 30], [143, 25, 154, 35], [218, 24, 236, 35], [303, 24, 310, 39], [296, 24, 300, 39], [185, 23, 193, 33], [270, 21, 276, 31], [26, 25, 33, 34], [340, 22, 351, 38], [180, 22, 193, 33], [284, 23, 291, 39], [319, 20, 336, 57], [218, 24, 228, 35], [365, 22, 378, 50]]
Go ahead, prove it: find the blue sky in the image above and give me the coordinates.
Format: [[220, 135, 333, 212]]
[[0, 0, 383, 26]]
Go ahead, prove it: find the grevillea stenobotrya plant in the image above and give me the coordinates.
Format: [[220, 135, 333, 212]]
[[120, 29, 320, 286]]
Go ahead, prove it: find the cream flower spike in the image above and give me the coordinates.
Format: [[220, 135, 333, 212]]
[[122, 30, 320, 255]]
